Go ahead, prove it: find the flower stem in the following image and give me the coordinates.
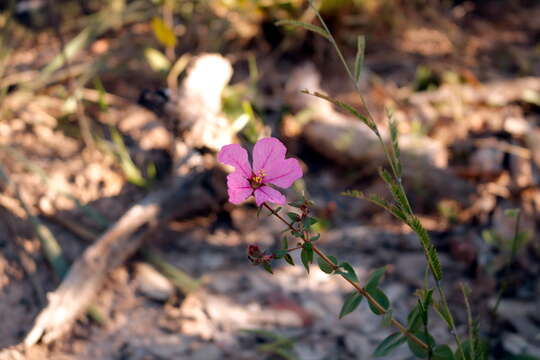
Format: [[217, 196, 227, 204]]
[[263, 203, 428, 350]]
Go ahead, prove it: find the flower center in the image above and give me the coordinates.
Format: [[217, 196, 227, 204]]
[[249, 170, 265, 189]]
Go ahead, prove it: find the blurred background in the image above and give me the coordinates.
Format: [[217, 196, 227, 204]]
[[0, 0, 539, 359]]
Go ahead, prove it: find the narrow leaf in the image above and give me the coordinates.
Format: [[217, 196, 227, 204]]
[[407, 304, 423, 332], [339, 292, 363, 318], [287, 212, 300, 222], [303, 217, 317, 229], [373, 333, 406, 357], [365, 266, 387, 291], [262, 262, 273, 274], [428, 245, 442, 281], [275, 19, 330, 39], [284, 254, 295, 266], [433, 345, 454, 360], [302, 90, 375, 130], [367, 287, 390, 315], [354, 35, 365, 83], [317, 255, 335, 274], [301, 244, 313, 273], [151, 17, 176, 47], [407, 331, 436, 359], [338, 262, 358, 282]]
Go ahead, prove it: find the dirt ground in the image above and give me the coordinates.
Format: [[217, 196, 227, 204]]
[[1, 1, 540, 359]]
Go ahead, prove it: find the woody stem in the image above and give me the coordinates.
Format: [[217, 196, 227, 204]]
[[262, 203, 428, 350]]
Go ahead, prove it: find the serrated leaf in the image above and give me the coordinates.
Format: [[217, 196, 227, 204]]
[[428, 245, 442, 281], [337, 262, 358, 282], [407, 331, 436, 359], [373, 333, 406, 357], [275, 19, 330, 39], [287, 212, 300, 222], [365, 266, 387, 291], [354, 35, 365, 83], [284, 254, 295, 266], [317, 255, 335, 274], [339, 292, 363, 318], [151, 17, 176, 48], [367, 287, 390, 315], [301, 244, 313, 273], [433, 345, 454, 360]]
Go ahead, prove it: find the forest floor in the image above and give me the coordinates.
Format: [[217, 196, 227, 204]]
[[0, 1, 539, 359]]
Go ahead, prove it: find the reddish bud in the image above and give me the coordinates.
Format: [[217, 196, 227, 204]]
[[247, 244, 261, 257]]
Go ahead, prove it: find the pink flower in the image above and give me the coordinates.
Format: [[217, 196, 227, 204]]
[[218, 137, 303, 206]]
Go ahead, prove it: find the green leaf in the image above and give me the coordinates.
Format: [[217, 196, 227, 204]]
[[287, 212, 300, 222], [303, 217, 318, 229], [262, 261, 273, 274], [302, 90, 375, 130], [407, 331, 436, 359], [291, 230, 303, 238], [367, 287, 390, 315], [339, 292, 363, 318], [275, 19, 330, 39], [288, 200, 304, 208], [281, 237, 289, 249], [504, 208, 520, 218], [365, 266, 387, 291], [407, 304, 423, 332], [274, 250, 288, 258], [337, 262, 358, 282], [433, 345, 454, 360], [310, 233, 321, 242], [151, 17, 176, 48], [456, 338, 488, 360], [353, 35, 365, 84], [428, 245, 442, 281], [317, 255, 336, 274], [284, 254, 295, 266], [301, 243, 313, 273], [373, 333, 406, 357], [433, 300, 454, 329]]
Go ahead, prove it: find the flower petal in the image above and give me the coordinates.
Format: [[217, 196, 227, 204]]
[[254, 185, 286, 206], [227, 172, 253, 204], [252, 137, 286, 173], [218, 144, 251, 178], [263, 158, 303, 188]]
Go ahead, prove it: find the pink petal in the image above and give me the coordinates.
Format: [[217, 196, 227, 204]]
[[254, 185, 286, 206], [263, 158, 303, 188], [227, 172, 253, 204], [252, 137, 286, 173], [218, 144, 251, 178]]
